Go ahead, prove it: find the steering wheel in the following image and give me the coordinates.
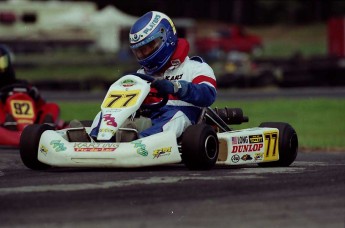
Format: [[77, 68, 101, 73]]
[[131, 73, 169, 110]]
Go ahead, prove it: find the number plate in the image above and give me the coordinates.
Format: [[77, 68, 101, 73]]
[[263, 131, 279, 161], [101, 90, 140, 108], [10, 100, 34, 118]]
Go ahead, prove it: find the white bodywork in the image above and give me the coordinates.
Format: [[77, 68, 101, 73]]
[[38, 128, 182, 168], [96, 74, 150, 141], [216, 127, 279, 165], [35, 74, 280, 168], [37, 126, 279, 168]]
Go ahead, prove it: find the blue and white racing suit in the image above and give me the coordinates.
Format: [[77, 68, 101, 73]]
[[138, 38, 217, 138]]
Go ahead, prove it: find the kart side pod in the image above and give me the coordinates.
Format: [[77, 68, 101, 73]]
[[216, 122, 298, 167]]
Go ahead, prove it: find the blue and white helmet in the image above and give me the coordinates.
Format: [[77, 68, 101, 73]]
[[129, 11, 178, 75]]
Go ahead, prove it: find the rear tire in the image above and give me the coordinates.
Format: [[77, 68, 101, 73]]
[[258, 122, 298, 167], [181, 124, 219, 170], [20, 124, 54, 170]]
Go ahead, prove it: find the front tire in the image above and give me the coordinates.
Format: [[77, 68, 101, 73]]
[[181, 124, 219, 170], [20, 124, 54, 170], [258, 122, 298, 167]]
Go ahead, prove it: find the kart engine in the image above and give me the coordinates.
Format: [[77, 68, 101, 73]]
[[213, 107, 249, 125]]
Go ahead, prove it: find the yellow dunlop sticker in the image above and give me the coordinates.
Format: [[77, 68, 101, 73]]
[[263, 131, 279, 162], [10, 100, 34, 118], [101, 90, 140, 108]]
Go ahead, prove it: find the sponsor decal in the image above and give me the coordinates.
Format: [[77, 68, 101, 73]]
[[231, 136, 248, 145], [237, 136, 248, 144], [40, 145, 48, 155], [232, 143, 263, 153], [73, 142, 119, 152], [103, 114, 117, 127], [131, 140, 148, 156], [153, 147, 172, 158], [143, 14, 161, 35], [249, 134, 263, 143], [75, 148, 115, 152], [241, 154, 253, 161], [170, 59, 181, 67], [121, 79, 136, 87], [254, 153, 264, 161], [17, 119, 34, 124], [231, 154, 240, 163], [129, 14, 164, 44], [130, 33, 141, 43], [50, 140, 66, 152], [99, 128, 116, 135], [165, 74, 183, 80]]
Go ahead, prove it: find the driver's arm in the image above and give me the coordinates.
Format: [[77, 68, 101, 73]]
[[175, 81, 216, 107]]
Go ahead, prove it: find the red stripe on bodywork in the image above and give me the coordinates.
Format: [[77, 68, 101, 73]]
[[192, 75, 217, 88]]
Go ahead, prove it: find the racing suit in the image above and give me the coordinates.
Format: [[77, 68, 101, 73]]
[[138, 38, 217, 138]]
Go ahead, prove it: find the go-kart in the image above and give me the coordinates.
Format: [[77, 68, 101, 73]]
[[0, 83, 64, 147], [19, 73, 298, 170]]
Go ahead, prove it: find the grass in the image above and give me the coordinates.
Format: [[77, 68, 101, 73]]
[[58, 98, 345, 152], [215, 98, 345, 151], [59, 102, 100, 121]]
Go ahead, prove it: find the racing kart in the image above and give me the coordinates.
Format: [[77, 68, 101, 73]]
[[19, 73, 298, 170], [0, 83, 64, 147]]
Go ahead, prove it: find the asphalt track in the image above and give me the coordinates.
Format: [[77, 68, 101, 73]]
[[0, 148, 344, 228]]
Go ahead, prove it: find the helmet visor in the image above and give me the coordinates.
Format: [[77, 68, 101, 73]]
[[0, 55, 9, 72], [132, 37, 162, 60]]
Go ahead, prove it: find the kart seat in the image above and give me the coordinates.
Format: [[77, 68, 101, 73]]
[[116, 117, 152, 142], [116, 120, 139, 142]]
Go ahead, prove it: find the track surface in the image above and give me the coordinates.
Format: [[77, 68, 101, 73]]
[[0, 148, 344, 228]]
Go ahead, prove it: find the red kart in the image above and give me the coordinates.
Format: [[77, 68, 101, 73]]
[[0, 83, 65, 147]]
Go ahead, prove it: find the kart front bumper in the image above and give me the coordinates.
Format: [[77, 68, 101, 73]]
[[37, 130, 182, 168]]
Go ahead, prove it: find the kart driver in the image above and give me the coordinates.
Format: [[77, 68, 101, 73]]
[[0, 44, 61, 126], [129, 11, 217, 138]]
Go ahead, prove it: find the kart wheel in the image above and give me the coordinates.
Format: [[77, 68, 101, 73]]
[[181, 124, 219, 170], [20, 124, 54, 170], [258, 122, 298, 167]]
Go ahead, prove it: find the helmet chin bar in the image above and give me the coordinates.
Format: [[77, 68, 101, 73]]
[[139, 43, 175, 75]]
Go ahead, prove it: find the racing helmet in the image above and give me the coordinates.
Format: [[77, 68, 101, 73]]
[[0, 44, 12, 73], [129, 11, 178, 75]]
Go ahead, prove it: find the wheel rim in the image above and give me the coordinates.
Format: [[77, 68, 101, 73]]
[[204, 135, 218, 159]]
